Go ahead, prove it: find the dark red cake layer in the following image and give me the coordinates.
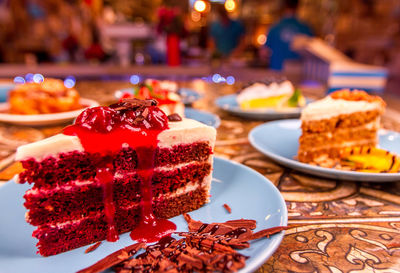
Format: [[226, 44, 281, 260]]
[[33, 187, 209, 256], [25, 162, 211, 226], [18, 142, 212, 188]]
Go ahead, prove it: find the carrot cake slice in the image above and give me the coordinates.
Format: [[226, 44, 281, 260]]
[[298, 89, 385, 167]]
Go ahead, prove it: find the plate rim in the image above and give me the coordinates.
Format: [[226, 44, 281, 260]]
[[249, 119, 400, 182], [0, 98, 99, 124], [214, 157, 288, 273], [184, 107, 221, 128], [215, 94, 307, 119], [0, 156, 287, 273]]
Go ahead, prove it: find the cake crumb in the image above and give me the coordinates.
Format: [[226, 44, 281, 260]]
[[223, 203, 232, 213], [85, 242, 102, 254]]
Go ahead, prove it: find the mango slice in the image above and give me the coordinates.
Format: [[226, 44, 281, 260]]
[[340, 146, 400, 173]]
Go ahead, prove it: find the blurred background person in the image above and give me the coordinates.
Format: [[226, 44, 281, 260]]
[[209, 4, 245, 59], [265, 0, 313, 71]]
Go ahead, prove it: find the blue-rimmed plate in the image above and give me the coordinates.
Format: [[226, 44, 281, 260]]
[[116, 88, 202, 105], [185, 108, 221, 128], [249, 119, 400, 182], [178, 88, 203, 105], [215, 94, 310, 120], [0, 157, 287, 273], [0, 83, 15, 102]]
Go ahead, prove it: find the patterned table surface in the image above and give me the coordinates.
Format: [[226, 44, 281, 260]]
[[1, 80, 400, 272]]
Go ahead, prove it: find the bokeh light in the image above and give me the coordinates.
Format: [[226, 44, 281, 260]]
[[191, 11, 201, 22], [194, 0, 206, 13], [33, 73, 44, 83], [130, 75, 140, 85], [257, 34, 267, 45], [13, 76, 25, 84], [64, 76, 76, 88], [226, 76, 235, 85], [212, 73, 221, 83], [25, 73, 34, 82], [225, 0, 236, 12]]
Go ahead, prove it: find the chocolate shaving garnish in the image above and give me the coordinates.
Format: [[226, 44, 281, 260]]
[[122, 98, 158, 107], [79, 214, 287, 273], [85, 242, 102, 254], [141, 107, 150, 119], [167, 113, 182, 122], [110, 98, 157, 111], [223, 203, 232, 214], [77, 242, 145, 273]]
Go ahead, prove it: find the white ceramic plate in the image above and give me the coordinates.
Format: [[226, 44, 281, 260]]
[[215, 94, 311, 120], [0, 98, 99, 126]]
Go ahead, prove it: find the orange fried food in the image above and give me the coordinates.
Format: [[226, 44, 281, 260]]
[[9, 79, 81, 115]]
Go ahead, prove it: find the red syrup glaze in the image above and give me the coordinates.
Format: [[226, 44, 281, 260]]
[[97, 167, 118, 242], [63, 105, 176, 243], [129, 147, 177, 243]]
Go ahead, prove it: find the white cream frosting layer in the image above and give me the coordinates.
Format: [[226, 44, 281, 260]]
[[158, 101, 185, 118], [237, 80, 294, 103], [301, 96, 384, 121], [15, 118, 216, 161]]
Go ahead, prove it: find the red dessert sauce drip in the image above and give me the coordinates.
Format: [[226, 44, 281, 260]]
[[63, 101, 176, 243], [130, 147, 176, 243], [97, 167, 118, 242]]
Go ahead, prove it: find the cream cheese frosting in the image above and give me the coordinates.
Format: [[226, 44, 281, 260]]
[[237, 80, 294, 103], [301, 96, 384, 121], [15, 118, 216, 161]]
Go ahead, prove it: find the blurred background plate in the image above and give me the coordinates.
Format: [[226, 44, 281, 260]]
[[177, 87, 203, 105], [115, 87, 202, 105], [215, 94, 311, 120], [0, 98, 99, 126], [0, 83, 15, 102], [185, 107, 221, 128]]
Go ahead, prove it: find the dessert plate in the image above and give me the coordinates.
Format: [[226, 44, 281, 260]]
[[177, 87, 203, 105], [249, 119, 400, 182], [116, 88, 203, 105], [215, 94, 310, 120], [0, 98, 99, 126], [0, 83, 15, 102], [185, 108, 221, 128], [0, 157, 287, 273]]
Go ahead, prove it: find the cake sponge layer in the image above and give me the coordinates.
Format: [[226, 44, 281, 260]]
[[18, 142, 212, 188], [33, 187, 209, 256], [25, 162, 211, 226]]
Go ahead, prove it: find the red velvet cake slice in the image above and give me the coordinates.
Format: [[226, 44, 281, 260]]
[[15, 99, 216, 256]]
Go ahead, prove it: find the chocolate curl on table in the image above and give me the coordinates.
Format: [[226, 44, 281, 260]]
[[77, 242, 145, 273], [243, 226, 290, 241]]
